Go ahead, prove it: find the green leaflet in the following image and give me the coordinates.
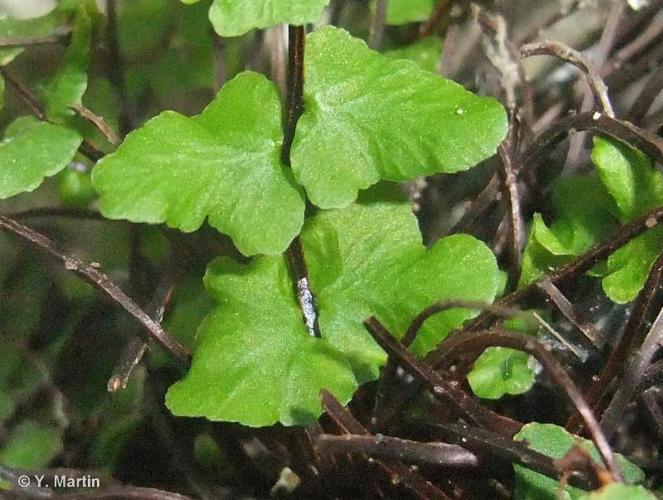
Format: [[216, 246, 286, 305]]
[[166, 199, 500, 426], [0, 10, 61, 65], [0, 116, 82, 200], [520, 137, 663, 303], [513, 423, 644, 500], [387, 0, 436, 25], [292, 26, 508, 208], [467, 347, 535, 399], [43, 2, 93, 122], [181, 0, 330, 37], [384, 36, 443, 72], [583, 484, 656, 500], [92, 71, 305, 257], [0, 421, 63, 469]]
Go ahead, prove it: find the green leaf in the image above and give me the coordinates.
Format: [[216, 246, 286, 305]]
[[521, 138, 663, 303], [166, 256, 358, 427], [292, 26, 508, 208], [188, 0, 330, 37], [601, 227, 663, 303], [467, 347, 535, 399], [591, 136, 663, 221], [43, 4, 93, 122], [92, 71, 305, 256], [583, 484, 656, 500], [0, 116, 82, 200], [387, 0, 436, 25], [0, 10, 60, 65], [166, 198, 500, 426], [384, 36, 442, 72], [0, 421, 63, 469], [513, 423, 644, 500]]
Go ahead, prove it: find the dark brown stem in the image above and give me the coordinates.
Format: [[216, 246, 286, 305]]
[[0, 66, 105, 162], [0, 215, 191, 363], [105, 0, 132, 135], [417, 422, 599, 491], [281, 25, 306, 166], [71, 103, 121, 146], [521, 40, 615, 117], [567, 250, 663, 432], [434, 328, 622, 481], [601, 287, 663, 438], [315, 433, 478, 468], [419, 0, 452, 38], [447, 206, 663, 337], [497, 142, 524, 286], [364, 317, 522, 435], [320, 391, 452, 500], [0, 27, 71, 48], [536, 278, 599, 347]]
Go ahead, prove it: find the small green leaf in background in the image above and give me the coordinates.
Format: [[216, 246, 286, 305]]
[[0, 421, 63, 469], [583, 484, 656, 500], [0, 10, 61, 65], [387, 0, 436, 25], [513, 423, 644, 500], [43, 3, 93, 122], [0, 116, 82, 200], [92, 71, 305, 256], [167, 197, 500, 426], [467, 347, 535, 399], [182, 0, 330, 37], [520, 137, 663, 303], [384, 36, 442, 72], [292, 26, 508, 208]]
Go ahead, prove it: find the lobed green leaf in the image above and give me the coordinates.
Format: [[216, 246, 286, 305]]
[[167, 198, 500, 426], [183, 0, 330, 37], [292, 26, 508, 208], [92, 71, 305, 256], [0, 116, 82, 200]]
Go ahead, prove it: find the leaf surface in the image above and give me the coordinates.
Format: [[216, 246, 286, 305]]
[[513, 423, 644, 500], [292, 26, 508, 208], [467, 347, 535, 399], [183, 0, 330, 37], [166, 198, 500, 425], [0, 116, 82, 200], [384, 36, 442, 72], [44, 3, 93, 122], [520, 137, 663, 303], [387, 0, 436, 24], [92, 71, 305, 256]]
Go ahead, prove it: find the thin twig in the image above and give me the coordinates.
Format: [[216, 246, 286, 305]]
[[531, 311, 585, 360], [431, 206, 663, 344], [497, 142, 524, 286], [536, 278, 599, 347], [0, 66, 105, 161], [0, 28, 71, 48], [364, 317, 522, 435], [281, 25, 306, 166], [419, 0, 452, 38], [601, 294, 663, 438], [315, 433, 478, 468], [415, 422, 600, 491], [371, 299, 517, 431], [631, 68, 663, 123], [434, 328, 622, 481], [568, 254, 663, 434], [71, 103, 121, 146], [320, 391, 452, 500], [0, 215, 190, 363], [521, 40, 615, 117]]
